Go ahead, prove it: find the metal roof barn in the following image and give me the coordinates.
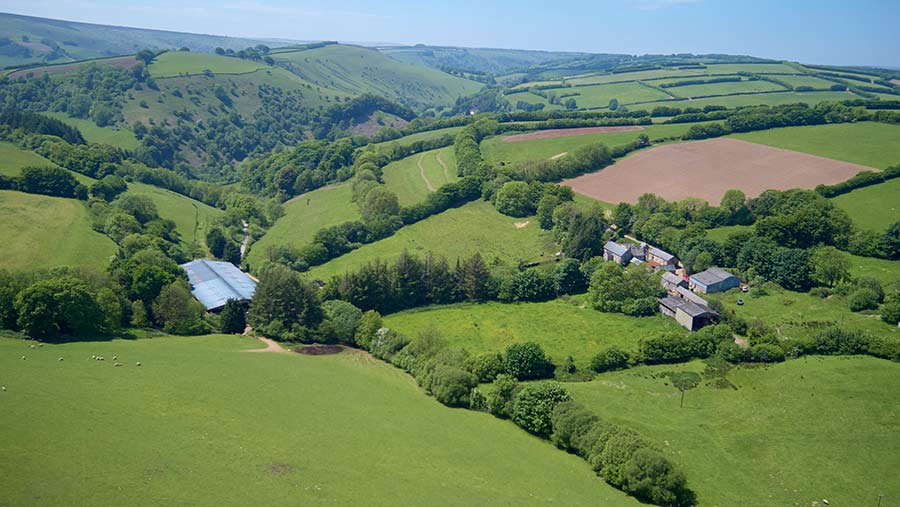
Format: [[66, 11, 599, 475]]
[[180, 260, 257, 311]]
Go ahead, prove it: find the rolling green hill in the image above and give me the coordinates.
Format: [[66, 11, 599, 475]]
[[0, 190, 117, 271], [382, 147, 458, 206], [0, 12, 284, 69], [0, 334, 638, 506], [271, 44, 483, 110], [124, 182, 223, 249], [43, 112, 140, 149]]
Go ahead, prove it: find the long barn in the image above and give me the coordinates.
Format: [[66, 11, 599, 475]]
[[180, 259, 257, 311]]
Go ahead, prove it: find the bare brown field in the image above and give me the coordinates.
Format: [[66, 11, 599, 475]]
[[8, 57, 139, 79], [502, 125, 644, 142], [563, 138, 873, 204]]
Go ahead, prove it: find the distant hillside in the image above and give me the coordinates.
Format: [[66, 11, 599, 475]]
[[0, 12, 293, 69], [381, 45, 592, 76]]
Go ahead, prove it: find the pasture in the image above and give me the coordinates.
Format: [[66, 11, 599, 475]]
[[730, 121, 900, 169], [372, 126, 464, 148], [561, 81, 671, 108], [147, 51, 268, 78], [124, 182, 222, 248], [0, 142, 60, 177], [384, 299, 681, 368], [632, 90, 860, 111], [775, 74, 841, 90], [245, 184, 360, 271], [307, 200, 556, 280], [0, 190, 116, 272], [43, 112, 140, 149], [0, 334, 636, 506], [567, 356, 900, 506], [832, 178, 900, 231], [663, 79, 786, 98], [563, 138, 870, 204], [382, 147, 458, 206]]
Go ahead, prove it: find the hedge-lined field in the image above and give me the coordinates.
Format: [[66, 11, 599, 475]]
[[43, 112, 140, 149], [383, 147, 458, 206], [832, 178, 900, 231], [0, 334, 636, 506], [147, 51, 268, 77], [124, 181, 223, 249]]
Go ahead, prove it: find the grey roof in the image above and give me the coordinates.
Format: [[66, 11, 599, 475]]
[[691, 267, 738, 286], [604, 241, 630, 257], [180, 260, 257, 311], [662, 272, 684, 286], [629, 257, 644, 265], [659, 296, 684, 311], [677, 301, 716, 318], [676, 285, 709, 307], [648, 246, 676, 263]]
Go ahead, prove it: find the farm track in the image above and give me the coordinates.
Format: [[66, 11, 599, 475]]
[[417, 153, 436, 192], [436, 151, 450, 181], [244, 336, 289, 353]]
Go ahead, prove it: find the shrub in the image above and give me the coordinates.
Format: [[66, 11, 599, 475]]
[[486, 373, 519, 418], [466, 352, 505, 382], [504, 342, 555, 380], [848, 288, 880, 312], [511, 382, 571, 437], [590, 346, 630, 373], [598, 430, 646, 486], [620, 448, 693, 507], [747, 343, 786, 363], [550, 400, 599, 452], [882, 300, 900, 325], [854, 276, 884, 303], [810, 327, 870, 355], [469, 387, 487, 411], [430, 365, 478, 407], [320, 299, 363, 343], [219, 299, 246, 334], [354, 310, 382, 348]]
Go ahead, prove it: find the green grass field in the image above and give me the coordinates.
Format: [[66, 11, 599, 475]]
[[372, 126, 465, 148], [148, 51, 268, 78], [0, 190, 116, 272], [775, 74, 841, 90], [563, 82, 671, 108], [832, 178, 900, 231], [567, 356, 900, 506], [0, 334, 637, 506], [383, 147, 458, 206], [124, 182, 222, 248], [632, 90, 859, 111], [702, 62, 800, 75], [245, 184, 360, 271], [307, 200, 556, 280], [845, 252, 900, 287], [43, 112, 140, 149], [0, 142, 58, 177], [565, 68, 707, 86], [704, 224, 753, 241], [385, 299, 681, 368], [664, 79, 787, 98], [481, 122, 712, 164], [731, 121, 900, 169]]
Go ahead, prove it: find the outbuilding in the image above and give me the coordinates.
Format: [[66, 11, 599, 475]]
[[603, 241, 633, 265], [690, 267, 740, 294], [658, 296, 719, 331], [180, 259, 257, 311]]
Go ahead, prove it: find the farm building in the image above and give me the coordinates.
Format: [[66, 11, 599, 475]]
[[659, 296, 718, 331], [646, 246, 677, 270], [180, 259, 257, 311], [662, 272, 688, 292], [603, 241, 633, 265], [690, 267, 741, 294], [604, 240, 677, 271]]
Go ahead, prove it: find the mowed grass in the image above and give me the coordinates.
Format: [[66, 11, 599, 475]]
[[307, 200, 557, 280], [564, 82, 671, 108], [730, 121, 900, 169], [832, 177, 900, 231], [0, 334, 638, 506], [148, 51, 268, 78], [0, 190, 116, 271], [245, 184, 360, 271], [43, 112, 140, 149], [567, 356, 900, 506], [384, 299, 681, 368], [124, 182, 222, 248], [664, 79, 787, 98], [481, 122, 711, 164], [383, 147, 458, 206]]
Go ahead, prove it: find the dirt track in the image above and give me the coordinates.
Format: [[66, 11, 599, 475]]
[[563, 138, 873, 204], [502, 126, 645, 142], [417, 153, 436, 192], [244, 336, 289, 354]]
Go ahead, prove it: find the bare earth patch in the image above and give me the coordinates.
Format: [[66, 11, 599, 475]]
[[550, 152, 568, 160], [244, 336, 289, 354], [267, 463, 294, 475], [514, 220, 530, 229], [502, 126, 644, 142], [563, 138, 873, 204], [295, 345, 343, 355]]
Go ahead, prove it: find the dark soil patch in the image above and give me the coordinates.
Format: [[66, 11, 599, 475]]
[[294, 344, 343, 355], [268, 463, 294, 475]]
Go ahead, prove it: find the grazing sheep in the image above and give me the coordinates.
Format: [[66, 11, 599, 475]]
[[114, 363, 123, 367], [112, 356, 117, 361], [136, 361, 141, 367], [29, 344, 35, 349], [58, 357, 64, 361], [21, 356, 25, 360], [92, 355, 96, 360], [1, 386, 5, 391]]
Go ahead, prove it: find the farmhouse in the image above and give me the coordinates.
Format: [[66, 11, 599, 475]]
[[659, 296, 718, 331], [690, 267, 741, 294], [604, 240, 678, 271], [661, 271, 688, 293], [603, 240, 633, 264], [180, 259, 257, 311]]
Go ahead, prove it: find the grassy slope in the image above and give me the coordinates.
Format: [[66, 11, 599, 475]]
[[270, 44, 482, 109], [665, 79, 786, 98], [631, 91, 859, 111], [383, 147, 458, 206], [481, 122, 708, 164], [385, 299, 681, 368], [0, 334, 637, 506], [0, 142, 58, 177], [0, 190, 116, 271], [307, 200, 556, 280], [124, 182, 222, 248], [148, 51, 268, 77], [568, 356, 900, 506], [43, 112, 140, 149], [775, 74, 841, 89], [566, 82, 670, 108], [730, 121, 900, 169], [372, 126, 464, 148], [245, 184, 360, 271], [832, 178, 900, 231]]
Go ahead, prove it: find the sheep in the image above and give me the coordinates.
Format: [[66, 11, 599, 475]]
[[91, 355, 96, 360], [58, 357, 64, 362], [136, 361, 141, 367], [1, 386, 5, 391], [29, 344, 35, 349], [114, 363, 123, 367], [112, 356, 117, 361], [21, 355, 26, 360]]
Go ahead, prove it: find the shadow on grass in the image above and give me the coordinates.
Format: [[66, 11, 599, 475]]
[[8, 328, 168, 344]]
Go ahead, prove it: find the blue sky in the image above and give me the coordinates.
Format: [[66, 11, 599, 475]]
[[4, 0, 899, 67]]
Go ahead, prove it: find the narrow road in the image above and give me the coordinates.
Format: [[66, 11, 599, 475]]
[[417, 153, 436, 192], [436, 150, 450, 182], [240, 219, 250, 259], [244, 336, 289, 354]]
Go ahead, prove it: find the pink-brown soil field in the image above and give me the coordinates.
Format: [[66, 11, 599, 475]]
[[502, 125, 644, 142], [563, 138, 874, 204]]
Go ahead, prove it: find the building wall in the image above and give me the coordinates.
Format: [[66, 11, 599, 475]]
[[674, 309, 695, 331]]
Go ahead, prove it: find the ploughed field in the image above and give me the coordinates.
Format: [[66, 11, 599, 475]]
[[563, 138, 872, 204]]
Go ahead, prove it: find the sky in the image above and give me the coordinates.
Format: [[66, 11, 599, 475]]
[[3, 0, 900, 67]]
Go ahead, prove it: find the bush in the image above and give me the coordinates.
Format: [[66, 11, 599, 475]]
[[466, 352, 505, 382], [882, 300, 900, 325], [747, 343, 786, 363], [511, 382, 571, 437], [504, 342, 555, 380], [320, 299, 363, 343], [219, 299, 246, 334], [848, 288, 880, 312], [430, 365, 478, 407], [620, 448, 693, 507], [590, 346, 630, 373], [550, 400, 599, 452], [598, 431, 646, 486]]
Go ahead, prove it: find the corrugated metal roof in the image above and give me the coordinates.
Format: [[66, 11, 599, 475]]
[[604, 241, 630, 257], [690, 267, 738, 287], [180, 260, 256, 310], [662, 272, 684, 285], [677, 285, 709, 306], [648, 246, 676, 263], [677, 301, 716, 318]]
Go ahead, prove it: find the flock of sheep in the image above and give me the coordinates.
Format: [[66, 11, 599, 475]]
[[3, 344, 141, 393]]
